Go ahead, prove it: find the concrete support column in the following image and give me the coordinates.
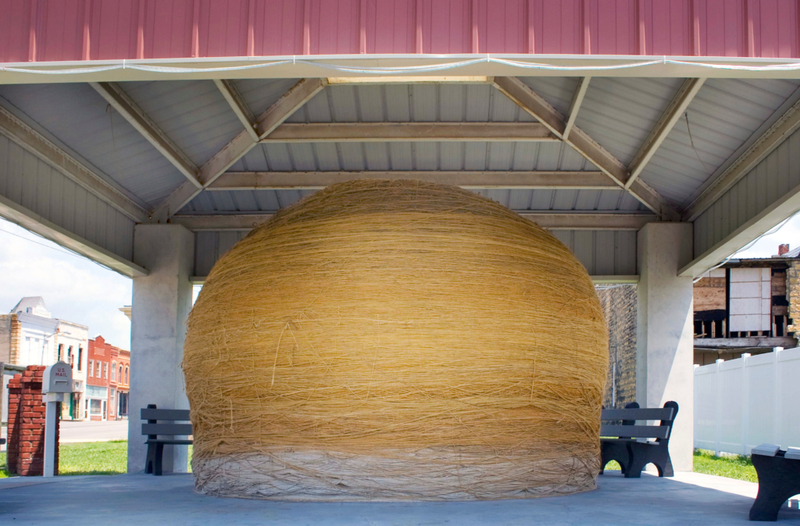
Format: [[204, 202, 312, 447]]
[[636, 222, 694, 472], [127, 224, 194, 474]]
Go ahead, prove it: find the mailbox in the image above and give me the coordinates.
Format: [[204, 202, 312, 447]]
[[43, 361, 73, 394]]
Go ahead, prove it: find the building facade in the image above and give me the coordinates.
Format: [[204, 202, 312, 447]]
[[693, 246, 799, 365], [0, 297, 87, 421], [87, 336, 130, 421]]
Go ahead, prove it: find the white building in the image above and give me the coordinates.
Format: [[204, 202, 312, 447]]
[[0, 297, 88, 421]]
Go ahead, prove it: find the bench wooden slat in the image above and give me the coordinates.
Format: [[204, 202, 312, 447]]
[[145, 439, 193, 445], [601, 408, 674, 421], [142, 423, 193, 436], [600, 424, 670, 439], [141, 408, 191, 421]]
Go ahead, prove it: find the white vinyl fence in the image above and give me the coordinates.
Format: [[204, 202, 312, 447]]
[[694, 346, 800, 456]]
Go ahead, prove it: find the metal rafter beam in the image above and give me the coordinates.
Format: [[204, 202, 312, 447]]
[[260, 122, 555, 143], [90, 82, 201, 188], [209, 171, 617, 190], [682, 93, 800, 222], [214, 79, 259, 143], [0, 105, 148, 223], [172, 212, 655, 231], [151, 78, 326, 221], [625, 78, 706, 189], [492, 76, 680, 221], [563, 77, 591, 141]]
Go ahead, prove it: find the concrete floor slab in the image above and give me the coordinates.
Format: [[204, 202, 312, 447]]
[[0, 471, 798, 525]]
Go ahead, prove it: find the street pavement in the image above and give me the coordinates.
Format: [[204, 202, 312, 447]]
[[59, 419, 128, 443]]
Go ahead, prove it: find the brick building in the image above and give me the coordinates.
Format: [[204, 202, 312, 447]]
[[0, 297, 87, 421], [87, 336, 130, 421], [693, 245, 799, 365]]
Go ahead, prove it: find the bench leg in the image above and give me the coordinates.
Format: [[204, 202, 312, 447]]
[[145, 443, 155, 474], [654, 452, 674, 478], [623, 445, 648, 478], [154, 442, 165, 476], [600, 441, 631, 476], [750, 489, 793, 521], [624, 443, 673, 478], [750, 455, 800, 521]]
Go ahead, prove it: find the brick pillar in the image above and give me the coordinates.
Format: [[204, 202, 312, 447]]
[[7, 365, 59, 476]]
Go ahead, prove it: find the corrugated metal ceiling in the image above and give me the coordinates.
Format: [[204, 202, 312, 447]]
[[2, 76, 799, 220], [0, 83, 184, 207], [519, 76, 800, 208], [121, 80, 244, 168], [282, 83, 537, 123], [181, 187, 646, 214], [229, 141, 595, 172], [640, 78, 800, 207]]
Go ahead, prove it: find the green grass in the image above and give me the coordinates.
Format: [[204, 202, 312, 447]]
[[59, 440, 129, 475], [605, 450, 756, 481], [692, 449, 757, 482], [0, 441, 193, 477]]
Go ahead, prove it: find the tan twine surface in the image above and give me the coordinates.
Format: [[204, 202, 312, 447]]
[[183, 179, 608, 501]]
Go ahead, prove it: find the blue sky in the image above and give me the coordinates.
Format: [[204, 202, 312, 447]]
[[2, 211, 800, 350]]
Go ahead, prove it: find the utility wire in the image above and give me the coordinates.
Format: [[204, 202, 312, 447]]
[[0, 224, 121, 275]]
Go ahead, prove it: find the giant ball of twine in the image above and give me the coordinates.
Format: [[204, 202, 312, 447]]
[[183, 179, 608, 501]]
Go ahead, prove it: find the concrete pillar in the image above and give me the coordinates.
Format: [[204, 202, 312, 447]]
[[636, 222, 694, 472], [127, 224, 194, 474]]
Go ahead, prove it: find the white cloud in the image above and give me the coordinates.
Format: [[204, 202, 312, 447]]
[[0, 217, 132, 349]]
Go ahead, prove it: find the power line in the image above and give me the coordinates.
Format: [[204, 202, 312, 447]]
[[0, 226, 82, 259], [0, 224, 123, 275]]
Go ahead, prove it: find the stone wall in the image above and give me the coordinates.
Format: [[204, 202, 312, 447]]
[[787, 261, 800, 333], [0, 313, 21, 364], [7, 365, 60, 476], [596, 285, 637, 409]]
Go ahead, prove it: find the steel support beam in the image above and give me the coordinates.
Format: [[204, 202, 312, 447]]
[[563, 77, 591, 141], [261, 122, 555, 143], [492, 76, 680, 221], [0, 105, 148, 223], [90, 82, 201, 188], [172, 212, 655, 231], [208, 171, 616, 190], [151, 78, 326, 221], [625, 78, 706, 189], [214, 79, 259, 143]]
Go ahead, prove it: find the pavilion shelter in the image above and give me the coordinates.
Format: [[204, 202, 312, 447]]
[[1, 0, 800, 474]]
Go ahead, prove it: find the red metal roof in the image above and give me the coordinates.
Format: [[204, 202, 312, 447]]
[[2, 0, 799, 64]]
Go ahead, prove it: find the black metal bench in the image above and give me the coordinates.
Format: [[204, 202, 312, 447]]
[[599, 401, 678, 478], [142, 404, 192, 476], [750, 446, 800, 521]]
